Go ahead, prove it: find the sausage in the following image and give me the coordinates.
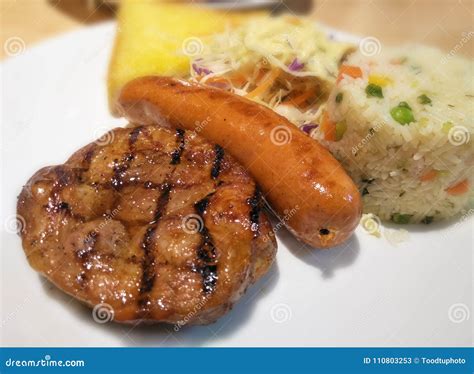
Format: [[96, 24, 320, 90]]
[[116, 76, 362, 248]]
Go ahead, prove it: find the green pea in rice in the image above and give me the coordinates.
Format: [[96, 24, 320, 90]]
[[315, 45, 473, 223]]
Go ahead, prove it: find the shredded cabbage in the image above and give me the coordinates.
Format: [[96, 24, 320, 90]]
[[190, 16, 353, 128]]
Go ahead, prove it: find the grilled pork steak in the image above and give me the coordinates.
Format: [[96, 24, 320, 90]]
[[17, 125, 276, 324]]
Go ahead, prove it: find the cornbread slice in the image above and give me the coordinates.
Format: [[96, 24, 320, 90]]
[[107, 0, 263, 111]]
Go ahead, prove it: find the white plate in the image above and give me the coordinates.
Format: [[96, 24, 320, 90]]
[[1, 22, 472, 347]]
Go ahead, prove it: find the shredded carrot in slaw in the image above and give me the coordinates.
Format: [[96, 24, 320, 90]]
[[287, 89, 315, 107], [321, 110, 336, 141], [207, 73, 247, 88], [246, 68, 281, 99]]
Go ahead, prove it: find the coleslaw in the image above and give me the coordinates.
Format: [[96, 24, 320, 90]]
[[189, 16, 353, 128]]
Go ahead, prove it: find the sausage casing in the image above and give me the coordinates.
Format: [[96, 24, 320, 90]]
[[117, 76, 362, 248]]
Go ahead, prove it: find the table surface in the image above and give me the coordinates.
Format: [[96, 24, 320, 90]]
[[1, 0, 473, 60]]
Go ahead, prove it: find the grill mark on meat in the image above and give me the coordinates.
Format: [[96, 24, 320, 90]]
[[55, 167, 72, 188], [18, 125, 277, 324], [138, 182, 172, 315], [129, 126, 143, 146], [137, 131, 179, 313], [76, 231, 98, 260], [45, 198, 71, 215], [75, 231, 99, 286], [170, 129, 186, 165], [110, 127, 144, 191], [111, 153, 135, 190], [139, 225, 158, 295], [198, 265, 218, 294], [151, 183, 172, 224], [210, 145, 224, 180], [247, 187, 261, 238], [193, 195, 218, 294], [83, 147, 96, 167], [195, 194, 211, 215], [44, 167, 73, 215], [56, 202, 70, 212], [196, 227, 218, 264], [140, 183, 172, 293]]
